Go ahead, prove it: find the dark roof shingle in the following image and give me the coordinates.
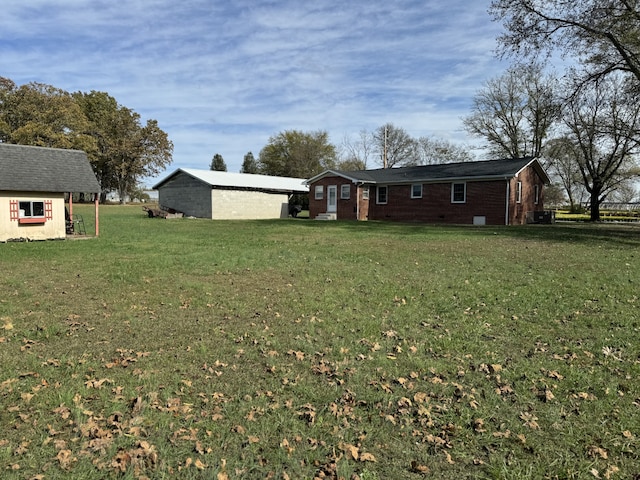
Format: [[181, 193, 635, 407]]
[[0, 143, 100, 193], [306, 157, 551, 186], [333, 157, 542, 184]]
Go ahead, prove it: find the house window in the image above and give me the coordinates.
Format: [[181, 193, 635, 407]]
[[341, 184, 350, 199], [362, 186, 370, 200], [315, 185, 323, 200], [516, 181, 522, 203], [411, 184, 422, 199], [534, 184, 539, 205], [377, 186, 388, 204], [451, 183, 466, 203]]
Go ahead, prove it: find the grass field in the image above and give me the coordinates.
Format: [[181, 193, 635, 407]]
[[1, 205, 639, 479]]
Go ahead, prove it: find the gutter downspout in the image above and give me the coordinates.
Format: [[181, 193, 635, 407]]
[[356, 182, 361, 220], [505, 180, 510, 226]]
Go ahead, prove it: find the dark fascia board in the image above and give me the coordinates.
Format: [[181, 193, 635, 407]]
[[304, 169, 366, 185]]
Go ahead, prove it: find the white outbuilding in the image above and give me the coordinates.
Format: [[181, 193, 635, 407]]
[[152, 169, 308, 220]]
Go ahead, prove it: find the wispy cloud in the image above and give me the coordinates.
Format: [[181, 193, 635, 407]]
[[2, 0, 508, 177]]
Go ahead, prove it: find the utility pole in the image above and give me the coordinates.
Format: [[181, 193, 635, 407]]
[[383, 125, 388, 169]]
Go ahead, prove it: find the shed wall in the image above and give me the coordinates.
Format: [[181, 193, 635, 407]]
[[211, 189, 289, 219], [157, 173, 212, 218], [0, 192, 65, 242]]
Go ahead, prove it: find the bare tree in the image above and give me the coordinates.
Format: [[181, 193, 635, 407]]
[[372, 123, 420, 168], [340, 129, 373, 170], [416, 136, 475, 164], [463, 63, 560, 159], [562, 75, 640, 220], [542, 137, 587, 211], [490, 1, 640, 88]]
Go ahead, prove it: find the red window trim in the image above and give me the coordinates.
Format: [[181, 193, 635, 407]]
[[45, 200, 53, 220], [18, 217, 46, 225], [10, 200, 19, 221]]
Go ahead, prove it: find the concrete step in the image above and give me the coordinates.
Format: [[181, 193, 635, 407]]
[[315, 213, 337, 220]]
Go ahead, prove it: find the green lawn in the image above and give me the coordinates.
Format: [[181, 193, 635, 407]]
[[1, 205, 639, 479]]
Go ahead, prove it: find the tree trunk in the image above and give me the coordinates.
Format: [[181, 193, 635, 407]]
[[589, 186, 602, 221]]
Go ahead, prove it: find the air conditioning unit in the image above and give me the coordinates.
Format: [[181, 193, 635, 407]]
[[526, 210, 555, 224]]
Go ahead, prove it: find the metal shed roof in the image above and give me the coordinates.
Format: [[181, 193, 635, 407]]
[[153, 168, 309, 193], [0, 143, 100, 193]]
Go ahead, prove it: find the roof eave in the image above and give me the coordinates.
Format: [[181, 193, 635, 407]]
[[305, 169, 366, 185]]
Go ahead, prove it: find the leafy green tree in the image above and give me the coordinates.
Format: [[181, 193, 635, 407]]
[[74, 90, 173, 203], [258, 130, 337, 178], [210, 153, 227, 171], [240, 151, 259, 173], [0, 79, 173, 203], [0, 79, 95, 152], [336, 157, 366, 171]]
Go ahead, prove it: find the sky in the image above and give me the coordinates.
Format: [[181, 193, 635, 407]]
[[2, 0, 510, 183]]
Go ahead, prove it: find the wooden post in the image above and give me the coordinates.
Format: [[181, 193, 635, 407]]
[[94, 195, 99, 236], [69, 193, 73, 217]]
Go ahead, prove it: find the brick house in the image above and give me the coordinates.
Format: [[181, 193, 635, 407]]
[[0, 144, 100, 242], [306, 157, 550, 225]]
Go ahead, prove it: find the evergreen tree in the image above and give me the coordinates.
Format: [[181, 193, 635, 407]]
[[210, 153, 227, 171], [240, 151, 258, 173]]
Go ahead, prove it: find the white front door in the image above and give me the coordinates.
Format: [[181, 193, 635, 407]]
[[327, 185, 337, 213]]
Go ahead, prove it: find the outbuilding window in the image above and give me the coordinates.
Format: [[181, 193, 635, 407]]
[[451, 183, 466, 203], [12, 200, 51, 224], [377, 186, 388, 204], [315, 185, 324, 200], [341, 184, 350, 199], [516, 181, 522, 203], [534, 184, 539, 205], [362, 186, 370, 200], [411, 184, 422, 198]]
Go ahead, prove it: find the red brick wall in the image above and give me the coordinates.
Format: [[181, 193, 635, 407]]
[[367, 181, 509, 224], [309, 165, 546, 225], [309, 177, 359, 220], [509, 166, 545, 225]]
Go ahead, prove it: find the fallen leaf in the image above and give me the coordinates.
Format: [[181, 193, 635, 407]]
[[410, 460, 429, 474], [360, 452, 376, 462], [604, 466, 620, 479], [56, 449, 76, 470], [340, 442, 359, 461], [587, 445, 608, 459]]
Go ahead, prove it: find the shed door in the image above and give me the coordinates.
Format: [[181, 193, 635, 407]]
[[327, 185, 337, 213]]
